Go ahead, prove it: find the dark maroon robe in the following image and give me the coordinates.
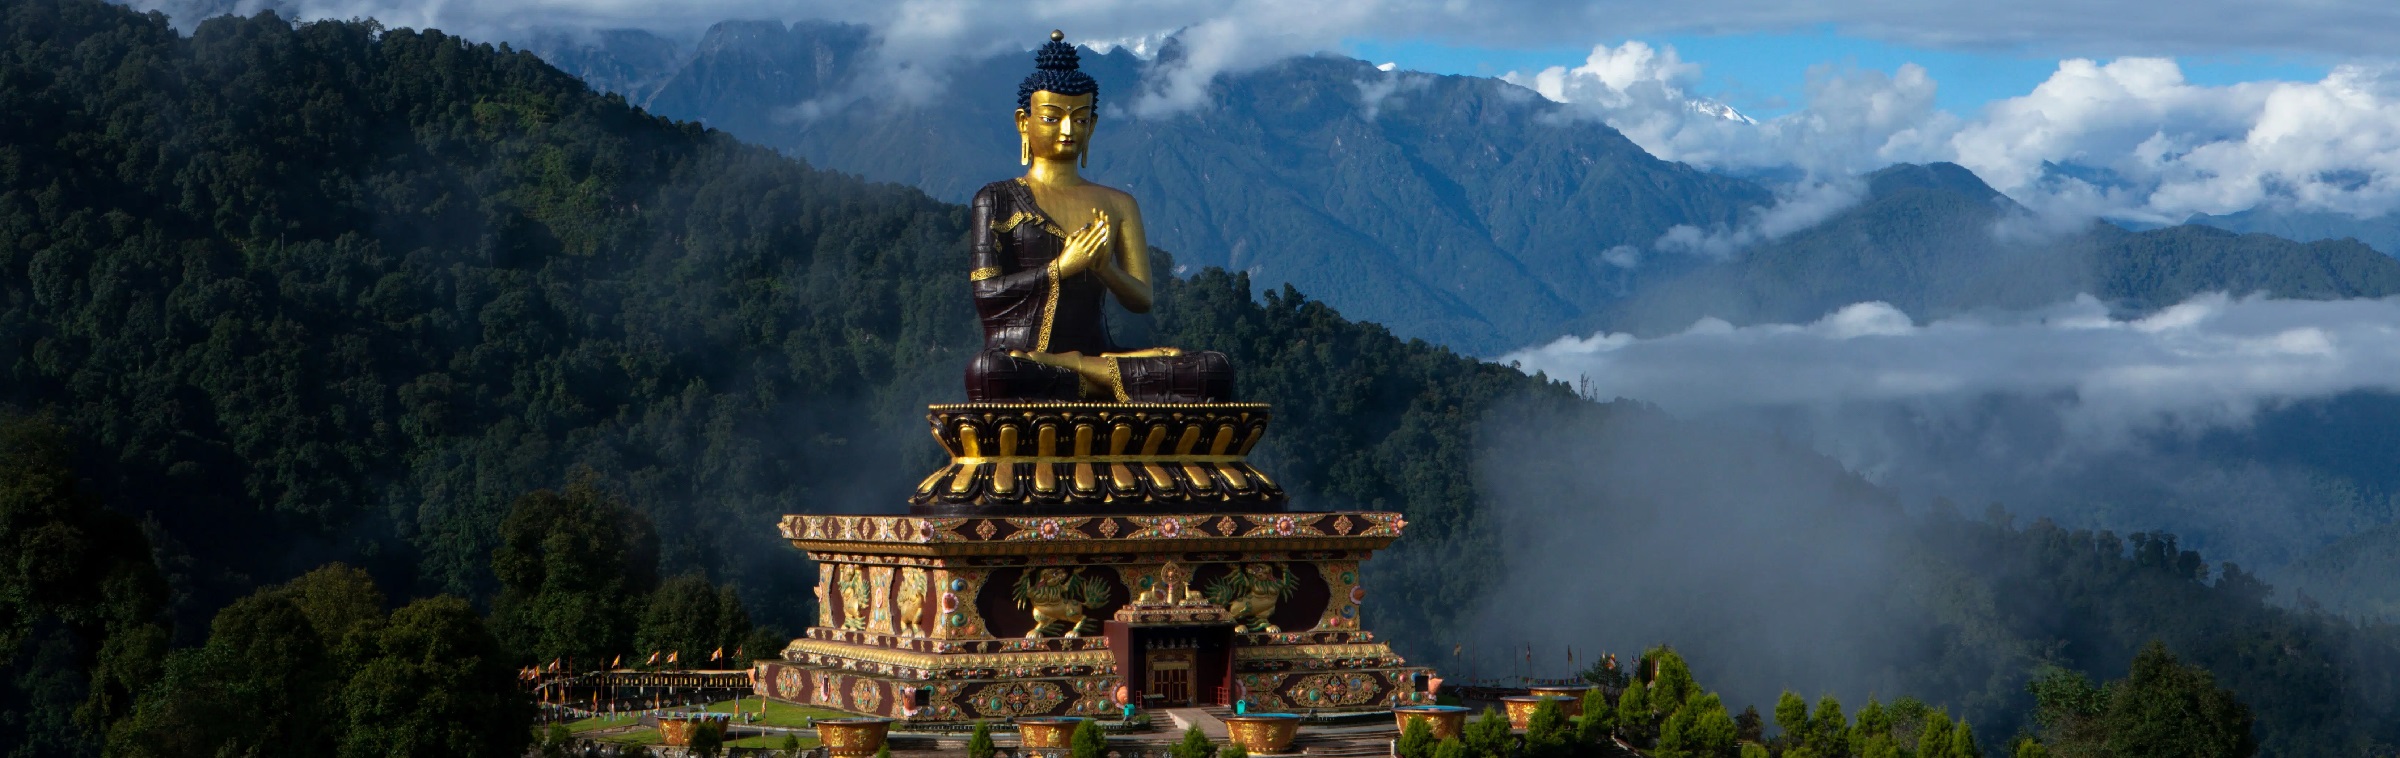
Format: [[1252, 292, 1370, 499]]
[[963, 179, 1233, 402]]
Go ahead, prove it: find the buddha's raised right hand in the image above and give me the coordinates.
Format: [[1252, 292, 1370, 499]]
[[1054, 211, 1112, 277]]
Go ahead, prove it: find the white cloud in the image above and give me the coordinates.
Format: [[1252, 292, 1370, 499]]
[[1354, 68, 1429, 121], [1953, 60, 2400, 223], [1507, 44, 1953, 182], [1652, 177, 1866, 259], [1507, 293, 2400, 444], [127, 0, 2400, 221]]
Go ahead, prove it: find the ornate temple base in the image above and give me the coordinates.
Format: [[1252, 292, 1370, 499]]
[[753, 510, 1434, 724], [755, 404, 1432, 725]]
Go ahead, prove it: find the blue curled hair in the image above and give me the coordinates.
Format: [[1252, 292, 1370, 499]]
[[1017, 32, 1098, 110]]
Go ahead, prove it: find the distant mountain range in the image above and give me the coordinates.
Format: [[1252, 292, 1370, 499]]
[[1599, 163, 2400, 336], [525, 22, 2400, 354], [523, 22, 1780, 353]]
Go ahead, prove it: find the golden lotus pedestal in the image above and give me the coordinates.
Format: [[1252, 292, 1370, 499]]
[[752, 403, 1435, 726]]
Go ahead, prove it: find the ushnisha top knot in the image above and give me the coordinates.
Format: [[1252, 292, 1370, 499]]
[[1019, 30, 1098, 110]]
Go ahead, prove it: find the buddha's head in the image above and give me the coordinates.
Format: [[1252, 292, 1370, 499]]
[[1016, 30, 1098, 166]]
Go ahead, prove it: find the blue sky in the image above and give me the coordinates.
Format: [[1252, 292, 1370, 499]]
[[1344, 29, 2336, 119]]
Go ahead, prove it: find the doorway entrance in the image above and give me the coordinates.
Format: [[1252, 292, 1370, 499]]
[[1147, 650, 1194, 706]]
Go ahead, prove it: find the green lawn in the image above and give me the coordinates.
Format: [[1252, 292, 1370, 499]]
[[565, 697, 856, 734], [729, 734, 822, 749], [587, 726, 820, 750], [598, 728, 662, 745]]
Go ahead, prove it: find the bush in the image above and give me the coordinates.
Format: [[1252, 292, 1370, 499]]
[[1173, 725, 1216, 758], [1219, 745, 1249, 758], [1524, 699, 1573, 758], [689, 722, 725, 758], [1576, 703, 1615, 749], [1072, 717, 1109, 758], [969, 721, 996, 758], [1463, 707, 1515, 758], [1398, 718, 1437, 758], [1433, 738, 1470, 758], [875, 743, 893, 758]]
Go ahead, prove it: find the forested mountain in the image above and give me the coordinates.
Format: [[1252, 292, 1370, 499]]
[[525, 21, 1774, 354], [0, 0, 1551, 691], [2187, 208, 2400, 258], [6, 0, 2400, 754], [1593, 163, 2400, 336]]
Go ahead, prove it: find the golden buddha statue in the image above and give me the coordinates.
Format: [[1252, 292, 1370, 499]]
[[964, 31, 1233, 403]]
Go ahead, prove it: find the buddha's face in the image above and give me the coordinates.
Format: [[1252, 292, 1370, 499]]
[[1017, 90, 1097, 163]]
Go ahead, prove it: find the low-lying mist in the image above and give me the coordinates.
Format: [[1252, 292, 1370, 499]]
[[1503, 293, 2400, 592]]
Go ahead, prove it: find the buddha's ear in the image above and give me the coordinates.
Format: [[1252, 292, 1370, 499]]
[[1014, 108, 1031, 130]]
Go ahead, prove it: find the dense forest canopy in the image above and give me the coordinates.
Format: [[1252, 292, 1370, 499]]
[[1, 0, 2398, 755]]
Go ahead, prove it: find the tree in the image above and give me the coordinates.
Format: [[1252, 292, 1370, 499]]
[[634, 574, 753, 669], [1219, 745, 1249, 758], [1616, 678, 1656, 745], [490, 478, 659, 665], [1399, 716, 1438, 758], [1576, 694, 1615, 749], [276, 564, 389, 669], [1655, 692, 1737, 758], [1072, 717, 1108, 758], [1859, 735, 1900, 758], [1433, 738, 1469, 758], [1808, 695, 1849, 758], [690, 721, 725, 758], [1524, 697, 1573, 758], [1173, 724, 1215, 758], [1850, 699, 1888, 748], [337, 597, 532, 757], [1774, 691, 1809, 749], [539, 724, 574, 758], [107, 593, 340, 758], [1647, 648, 1697, 719], [2026, 666, 2108, 756], [1916, 712, 1953, 758], [1735, 705, 1763, 745], [1740, 744, 1769, 758], [969, 720, 996, 758], [1949, 721, 1982, 758], [2099, 642, 2256, 758], [0, 414, 169, 744], [1464, 707, 1516, 758], [2011, 738, 2051, 758]]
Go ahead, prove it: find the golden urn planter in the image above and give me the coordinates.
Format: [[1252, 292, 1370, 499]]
[[1501, 696, 1562, 729], [655, 714, 731, 747], [817, 717, 893, 756], [1223, 713, 1302, 754], [1392, 705, 1471, 740], [1527, 685, 1595, 718], [1014, 716, 1085, 750]]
